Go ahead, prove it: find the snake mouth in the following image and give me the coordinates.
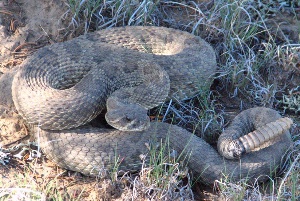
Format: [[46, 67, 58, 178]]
[[49, 66, 92, 90]]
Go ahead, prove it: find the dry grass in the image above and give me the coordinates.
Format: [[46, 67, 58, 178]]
[[0, 0, 300, 200]]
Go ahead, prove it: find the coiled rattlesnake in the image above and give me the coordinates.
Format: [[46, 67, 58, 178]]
[[3, 26, 293, 184]]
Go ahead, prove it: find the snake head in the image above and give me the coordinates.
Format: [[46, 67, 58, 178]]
[[105, 99, 150, 131]]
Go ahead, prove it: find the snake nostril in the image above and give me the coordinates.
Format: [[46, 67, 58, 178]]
[[125, 116, 132, 122]]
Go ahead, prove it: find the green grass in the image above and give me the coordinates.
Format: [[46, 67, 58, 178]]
[[126, 137, 194, 200], [65, 0, 162, 32]]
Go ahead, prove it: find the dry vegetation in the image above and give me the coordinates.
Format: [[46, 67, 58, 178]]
[[0, 0, 299, 200]]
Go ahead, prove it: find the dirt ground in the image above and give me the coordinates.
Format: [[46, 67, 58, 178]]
[[0, 0, 299, 200]]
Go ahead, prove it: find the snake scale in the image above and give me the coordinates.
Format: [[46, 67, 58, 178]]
[[3, 26, 292, 185]]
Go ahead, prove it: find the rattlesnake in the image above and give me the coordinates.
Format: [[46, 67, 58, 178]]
[[1, 26, 292, 184]]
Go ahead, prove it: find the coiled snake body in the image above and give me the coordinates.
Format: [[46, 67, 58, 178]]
[[9, 27, 292, 184]]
